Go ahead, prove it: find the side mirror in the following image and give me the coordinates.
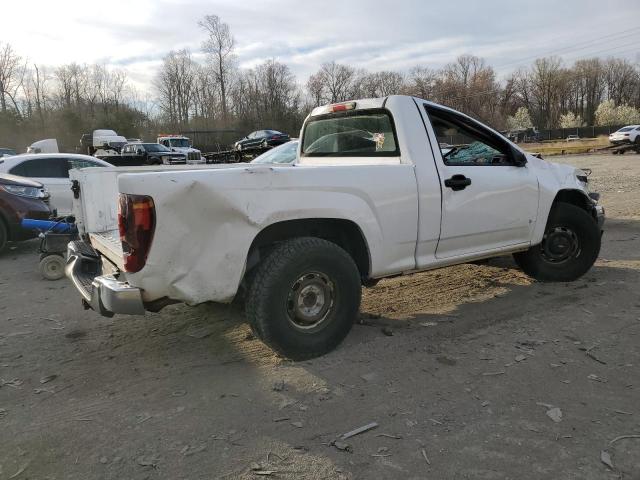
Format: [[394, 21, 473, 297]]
[[137, 149, 145, 155]]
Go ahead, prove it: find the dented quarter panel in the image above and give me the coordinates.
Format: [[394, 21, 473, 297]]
[[118, 163, 419, 304]]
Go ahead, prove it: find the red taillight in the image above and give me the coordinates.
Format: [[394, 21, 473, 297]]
[[117, 194, 155, 273], [330, 102, 356, 112]]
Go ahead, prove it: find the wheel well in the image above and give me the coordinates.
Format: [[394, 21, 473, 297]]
[[247, 219, 371, 279], [553, 189, 594, 217]]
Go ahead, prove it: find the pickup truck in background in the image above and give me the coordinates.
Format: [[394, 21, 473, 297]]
[[66, 96, 605, 360], [157, 135, 206, 164], [111, 143, 187, 166]]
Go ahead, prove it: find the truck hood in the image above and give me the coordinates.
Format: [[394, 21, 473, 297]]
[[169, 147, 201, 153]]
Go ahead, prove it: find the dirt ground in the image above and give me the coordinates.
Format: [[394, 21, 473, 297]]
[[1, 153, 639, 479]]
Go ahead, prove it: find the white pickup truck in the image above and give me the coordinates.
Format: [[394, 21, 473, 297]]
[[66, 96, 604, 359]]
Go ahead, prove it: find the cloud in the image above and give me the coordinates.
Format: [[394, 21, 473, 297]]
[[3, 0, 639, 91]]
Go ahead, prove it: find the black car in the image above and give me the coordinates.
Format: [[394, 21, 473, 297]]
[[234, 130, 290, 151], [113, 143, 187, 166], [0, 173, 51, 252]]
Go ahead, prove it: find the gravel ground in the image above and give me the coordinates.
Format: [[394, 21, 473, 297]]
[[0, 153, 639, 479]]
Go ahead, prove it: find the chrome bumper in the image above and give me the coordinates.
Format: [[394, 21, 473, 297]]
[[65, 241, 145, 316]]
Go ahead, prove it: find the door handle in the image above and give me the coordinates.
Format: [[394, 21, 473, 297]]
[[444, 174, 472, 191]]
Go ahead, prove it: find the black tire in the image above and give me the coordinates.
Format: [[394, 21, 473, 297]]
[[0, 220, 7, 254], [245, 237, 361, 360], [514, 202, 600, 282]]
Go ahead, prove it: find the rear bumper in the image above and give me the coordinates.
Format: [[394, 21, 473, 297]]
[[65, 240, 145, 316], [595, 204, 605, 230]]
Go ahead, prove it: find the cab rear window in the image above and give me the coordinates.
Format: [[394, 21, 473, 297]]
[[302, 109, 399, 157]]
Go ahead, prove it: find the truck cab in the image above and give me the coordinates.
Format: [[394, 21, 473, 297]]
[[157, 135, 205, 164]]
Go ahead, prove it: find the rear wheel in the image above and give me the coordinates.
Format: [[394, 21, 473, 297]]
[[514, 202, 600, 282], [245, 237, 361, 360]]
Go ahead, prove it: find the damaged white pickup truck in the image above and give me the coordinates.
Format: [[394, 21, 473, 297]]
[[66, 96, 604, 359]]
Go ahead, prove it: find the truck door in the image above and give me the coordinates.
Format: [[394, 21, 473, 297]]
[[420, 104, 539, 259]]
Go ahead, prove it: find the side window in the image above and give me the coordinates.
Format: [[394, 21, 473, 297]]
[[425, 106, 513, 166], [9, 158, 69, 178], [68, 158, 105, 170]]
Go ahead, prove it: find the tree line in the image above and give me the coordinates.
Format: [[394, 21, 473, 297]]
[[1, 15, 640, 151]]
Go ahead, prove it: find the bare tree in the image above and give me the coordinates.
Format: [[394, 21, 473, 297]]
[[0, 42, 26, 114], [199, 14, 235, 121], [311, 62, 357, 103]]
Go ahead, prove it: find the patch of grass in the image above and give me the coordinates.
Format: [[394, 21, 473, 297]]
[[522, 136, 610, 157]]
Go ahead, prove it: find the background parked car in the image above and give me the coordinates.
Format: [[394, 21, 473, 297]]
[[0, 173, 51, 253], [234, 130, 290, 151], [609, 125, 640, 144], [117, 143, 187, 166], [0, 154, 112, 215], [0, 148, 17, 158], [250, 140, 299, 165], [566, 134, 581, 142]]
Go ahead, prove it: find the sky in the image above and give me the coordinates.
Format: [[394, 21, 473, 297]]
[[3, 0, 640, 92]]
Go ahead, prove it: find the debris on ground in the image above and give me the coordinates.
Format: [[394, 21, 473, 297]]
[[600, 450, 614, 470], [0, 378, 23, 388], [250, 463, 278, 475], [341, 422, 378, 440], [381, 327, 394, 336], [360, 372, 377, 382], [514, 355, 527, 362], [376, 433, 402, 439], [421, 448, 431, 465], [609, 434, 640, 445], [546, 407, 563, 423], [272, 380, 285, 392], [39, 374, 58, 384], [291, 421, 303, 428], [332, 441, 353, 453], [587, 374, 607, 383], [580, 345, 607, 365]]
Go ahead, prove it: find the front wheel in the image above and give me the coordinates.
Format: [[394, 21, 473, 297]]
[[514, 202, 601, 282], [245, 237, 361, 360]]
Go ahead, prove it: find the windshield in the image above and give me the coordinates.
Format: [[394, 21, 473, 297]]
[[618, 127, 634, 132], [251, 141, 298, 164], [169, 138, 191, 148], [302, 110, 398, 156], [143, 143, 170, 152]]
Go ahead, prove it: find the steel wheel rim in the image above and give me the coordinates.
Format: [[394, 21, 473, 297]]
[[286, 272, 335, 332], [541, 226, 580, 264]]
